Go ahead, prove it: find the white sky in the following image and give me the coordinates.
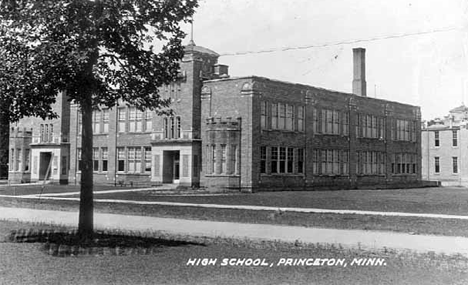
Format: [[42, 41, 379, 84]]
[[181, 0, 467, 120]]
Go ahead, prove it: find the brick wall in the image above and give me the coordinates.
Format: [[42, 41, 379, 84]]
[[202, 76, 421, 192]]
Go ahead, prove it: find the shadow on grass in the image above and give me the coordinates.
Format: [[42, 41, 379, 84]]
[[7, 228, 205, 257]]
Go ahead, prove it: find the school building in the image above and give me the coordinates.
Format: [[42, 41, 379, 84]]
[[421, 105, 468, 186], [8, 42, 422, 191]]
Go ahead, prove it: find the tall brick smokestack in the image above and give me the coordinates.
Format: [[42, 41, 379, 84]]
[[353, 48, 367, 97]]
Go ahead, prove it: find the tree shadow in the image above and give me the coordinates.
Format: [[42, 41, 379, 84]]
[[8, 228, 205, 257]]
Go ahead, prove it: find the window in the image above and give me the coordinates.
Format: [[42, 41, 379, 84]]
[[135, 148, 142, 172], [144, 147, 151, 172], [135, 110, 143, 132], [312, 149, 319, 174], [359, 151, 386, 175], [78, 113, 82, 135], [394, 119, 413, 141], [392, 153, 416, 174], [453, 130, 458, 147], [287, 148, 294, 173], [117, 148, 125, 172], [118, 108, 126, 132], [40, 124, 44, 142], [102, 148, 108, 172], [286, 105, 293, 130], [434, 157, 440, 173], [321, 150, 329, 174], [163, 116, 181, 139], [230, 145, 238, 174], [371, 152, 378, 174], [396, 153, 402, 174], [453, 157, 458, 173], [163, 118, 169, 139], [322, 109, 340, 135], [175, 116, 181, 138], [15, 148, 21, 171], [49, 124, 53, 142], [271, 103, 278, 129], [145, 111, 153, 132], [332, 150, 339, 174], [279, 104, 286, 129], [379, 152, 386, 174], [279, 147, 286, 173], [261, 102, 267, 129], [24, 149, 30, 172], [297, 106, 304, 132], [92, 111, 101, 134], [211, 145, 216, 174], [297, 148, 304, 174], [127, 147, 142, 173], [271, 147, 278, 174], [410, 121, 416, 142], [357, 115, 382, 139], [378, 117, 385, 139], [93, 148, 99, 171], [260, 146, 267, 174], [44, 125, 48, 142], [128, 147, 135, 172], [434, 131, 440, 147], [39, 124, 53, 142], [341, 151, 349, 175], [102, 109, 109, 133], [371, 116, 377, 138], [342, 112, 349, 136], [129, 107, 143, 132], [220, 144, 227, 174]]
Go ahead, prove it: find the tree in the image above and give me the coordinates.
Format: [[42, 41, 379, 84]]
[[0, 0, 198, 239]]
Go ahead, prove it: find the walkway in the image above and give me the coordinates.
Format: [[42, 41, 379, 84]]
[[1, 206, 468, 256]]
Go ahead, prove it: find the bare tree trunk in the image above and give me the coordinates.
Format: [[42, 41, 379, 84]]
[[78, 92, 94, 239]]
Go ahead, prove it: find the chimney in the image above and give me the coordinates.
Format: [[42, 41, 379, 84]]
[[213, 64, 229, 77], [352, 48, 367, 96]]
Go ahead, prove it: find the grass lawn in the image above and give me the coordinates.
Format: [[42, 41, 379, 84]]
[[1, 220, 468, 285], [3, 186, 468, 238], [2, 196, 468, 238], [82, 186, 468, 215]]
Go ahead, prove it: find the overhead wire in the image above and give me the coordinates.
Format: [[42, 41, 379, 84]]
[[218, 25, 465, 57]]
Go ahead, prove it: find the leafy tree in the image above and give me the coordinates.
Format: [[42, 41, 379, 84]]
[[0, 0, 197, 239]]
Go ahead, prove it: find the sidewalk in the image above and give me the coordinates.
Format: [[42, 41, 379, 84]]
[[2, 206, 468, 256]]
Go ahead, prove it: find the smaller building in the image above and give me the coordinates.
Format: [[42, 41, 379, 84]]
[[421, 104, 468, 186]]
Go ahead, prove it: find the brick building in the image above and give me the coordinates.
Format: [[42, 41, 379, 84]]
[[422, 105, 468, 186], [9, 92, 71, 184], [9, 43, 422, 191]]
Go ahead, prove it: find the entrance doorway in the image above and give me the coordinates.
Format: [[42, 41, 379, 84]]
[[39, 152, 52, 180], [162, 151, 180, 184]]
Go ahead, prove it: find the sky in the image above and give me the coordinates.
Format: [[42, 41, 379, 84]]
[[180, 0, 467, 120]]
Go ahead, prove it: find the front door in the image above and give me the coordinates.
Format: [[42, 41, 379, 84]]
[[173, 152, 180, 183], [39, 152, 52, 180], [162, 150, 180, 184]]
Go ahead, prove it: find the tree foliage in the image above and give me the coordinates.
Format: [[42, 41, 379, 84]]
[[0, 0, 198, 238], [0, 0, 198, 121]]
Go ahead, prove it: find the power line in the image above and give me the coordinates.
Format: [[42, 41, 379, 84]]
[[218, 26, 465, 57]]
